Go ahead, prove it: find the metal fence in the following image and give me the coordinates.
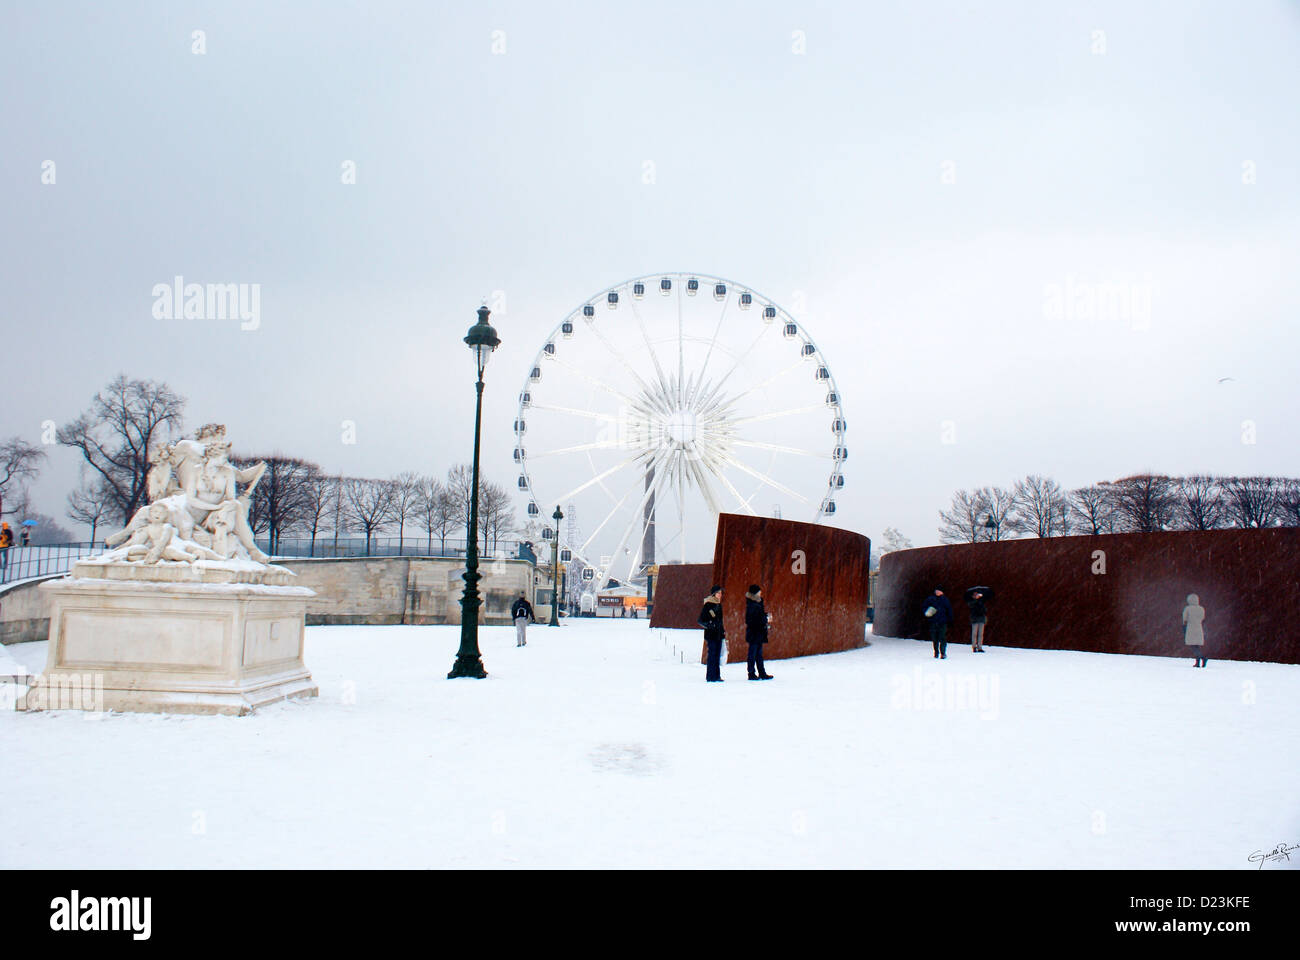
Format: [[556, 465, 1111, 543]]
[[0, 542, 106, 586], [256, 536, 533, 562], [0, 538, 536, 587]]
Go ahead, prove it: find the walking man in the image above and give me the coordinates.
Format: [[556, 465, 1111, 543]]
[[511, 591, 535, 647], [923, 586, 953, 659], [745, 584, 773, 680], [698, 585, 725, 682], [968, 589, 988, 652]]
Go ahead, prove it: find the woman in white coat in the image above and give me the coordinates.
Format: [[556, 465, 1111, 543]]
[[1182, 594, 1207, 668]]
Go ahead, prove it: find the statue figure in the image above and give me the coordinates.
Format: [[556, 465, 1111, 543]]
[[114, 503, 224, 564], [101, 424, 271, 565]]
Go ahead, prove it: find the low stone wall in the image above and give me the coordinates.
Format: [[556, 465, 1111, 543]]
[[875, 528, 1300, 664], [0, 576, 59, 645], [276, 556, 536, 626], [0, 557, 538, 641]]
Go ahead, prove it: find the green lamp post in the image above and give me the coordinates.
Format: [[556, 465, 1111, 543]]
[[549, 504, 563, 627], [448, 305, 500, 680]]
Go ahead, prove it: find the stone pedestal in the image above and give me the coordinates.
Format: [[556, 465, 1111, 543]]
[[25, 567, 318, 716]]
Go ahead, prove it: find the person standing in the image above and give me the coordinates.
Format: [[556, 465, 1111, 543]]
[[923, 586, 953, 659], [1183, 593, 1207, 667], [968, 590, 988, 652], [744, 584, 773, 681], [0, 522, 12, 580], [511, 591, 535, 647], [698, 585, 725, 682]]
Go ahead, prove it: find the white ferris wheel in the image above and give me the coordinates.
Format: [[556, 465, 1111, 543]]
[[514, 272, 847, 590]]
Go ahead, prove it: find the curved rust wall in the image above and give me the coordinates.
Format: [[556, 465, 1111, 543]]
[[648, 563, 714, 629], [875, 528, 1300, 664], [711, 513, 871, 662]]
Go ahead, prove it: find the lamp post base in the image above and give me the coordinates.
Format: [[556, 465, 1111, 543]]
[[447, 655, 487, 679]]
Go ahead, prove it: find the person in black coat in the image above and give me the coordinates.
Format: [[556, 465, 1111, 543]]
[[511, 592, 535, 647], [698, 585, 725, 682], [922, 586, 954, 659], [744, 584, 773, 680]]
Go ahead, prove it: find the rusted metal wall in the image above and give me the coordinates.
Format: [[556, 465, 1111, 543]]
[[711, 513, 871, 663], [875, 528, 1300, 664], [647, 563, 714, 629]]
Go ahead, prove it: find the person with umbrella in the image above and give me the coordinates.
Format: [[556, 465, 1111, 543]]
[[965, 586, 993, 652]]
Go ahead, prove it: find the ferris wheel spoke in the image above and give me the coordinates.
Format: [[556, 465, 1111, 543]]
[[546, 354, 640, 408], [551, 450, 649, 504], [730, 439, 829, 459], [727, 404, 826, 427], [579, 457, 660, 557], [628, 295, 671, 397], [686, 295, 732, 409], [528, 402, 622, 423], [696, 450, 758, 516], [713, 451, 811, 503], [618, 451, 677, 586], [586, 324, 671, 416], [683, 448, 724, 516], [696, 322, 775, 411], [596, 450, 674, 589], [702, 357, 805, 417], [529, 440, 627, 459]]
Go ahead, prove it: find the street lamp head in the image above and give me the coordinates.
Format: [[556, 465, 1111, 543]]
[[552, 505, 564, 523], [465, 305, 501, 378]]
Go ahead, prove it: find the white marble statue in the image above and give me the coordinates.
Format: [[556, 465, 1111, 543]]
[[102, 423, 271, 566]]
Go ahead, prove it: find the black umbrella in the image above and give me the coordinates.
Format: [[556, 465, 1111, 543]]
[[964, 586, 994, 604]]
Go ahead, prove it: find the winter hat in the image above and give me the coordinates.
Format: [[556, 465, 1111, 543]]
[[748, 584, 761, 595]]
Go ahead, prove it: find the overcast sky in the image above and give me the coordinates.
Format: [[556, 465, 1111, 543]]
[[2, 0, 1297, 553]]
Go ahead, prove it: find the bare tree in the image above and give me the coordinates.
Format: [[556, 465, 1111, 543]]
[[1010, 475, 1069, 537], [938, 489, 986, 544], [1278, 479, 1300, 528], [298, 471, 334, 557], [480, 481, 517, 554], [1069, 485, 1116, 535], [1103, 474, 1175, 533], [389, 471, 423, 552], [976, 485, 1018, 541], [242, 454, 318, 554], [66, 472, 116, 543], [417, 476, 457, 554], [329, 474, 349, 552], [1172, 475, 1224, 531], [0, 437, 46, 521], [446, 464, 474, 538], [56, 376, 186, 524], [1220, 476, 1281, 529], [345, 478, 395, 553]]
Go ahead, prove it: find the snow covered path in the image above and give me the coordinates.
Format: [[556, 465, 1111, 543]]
[[3, 620, 1297, 869]]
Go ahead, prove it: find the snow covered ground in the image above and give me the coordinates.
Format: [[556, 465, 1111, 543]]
[[3, 620, 1297, 869]]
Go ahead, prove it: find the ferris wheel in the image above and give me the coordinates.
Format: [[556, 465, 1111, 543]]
[[514, 272, 847, 590]]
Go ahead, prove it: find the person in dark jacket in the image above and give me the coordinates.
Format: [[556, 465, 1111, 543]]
[[698, 585, 725, 682], [511, 592, 535, 647], [744, 584, 773, 681], [968, 590, 988, 652], [922, 586, 954, 659]]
